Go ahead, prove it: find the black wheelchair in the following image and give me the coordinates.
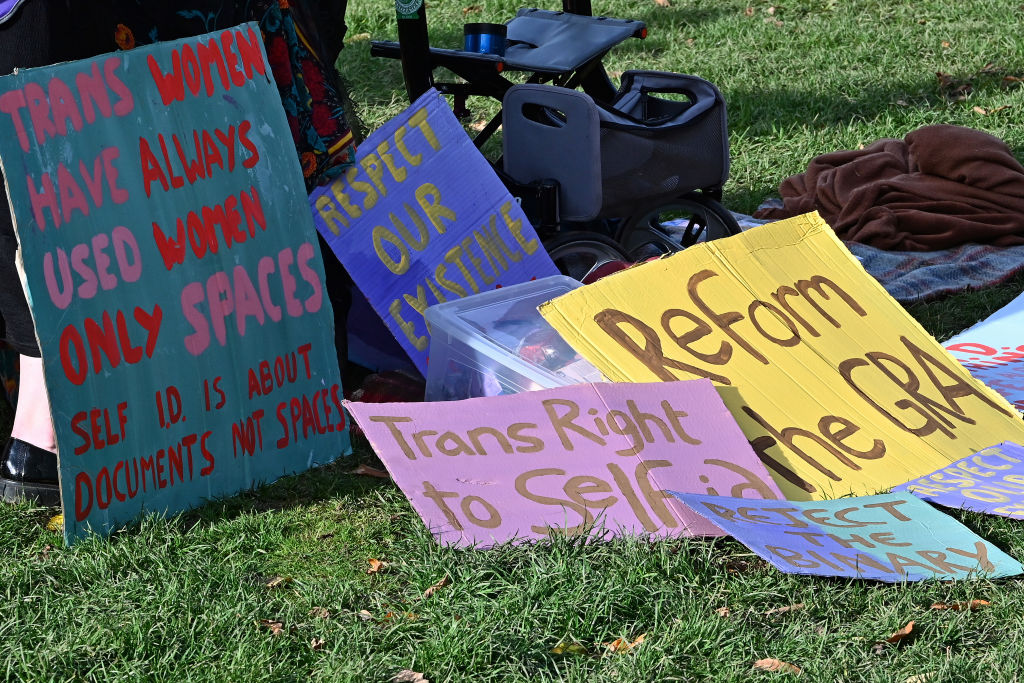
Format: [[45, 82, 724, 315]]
[[371, 0, 740, 279]]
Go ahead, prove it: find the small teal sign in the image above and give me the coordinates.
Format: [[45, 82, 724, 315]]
[[674, 492, 1023, 582]]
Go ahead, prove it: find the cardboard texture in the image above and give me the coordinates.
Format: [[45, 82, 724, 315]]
[[309, 88, 559, 375], [347, 286, 418, 374], [894, 441, 1024, 518], [540, 213, 1024, 500], [944, 291, 1024, 411], [0, 26, 350, 543], [673, 492, 1024, 582], [346, 379, 783, 547]]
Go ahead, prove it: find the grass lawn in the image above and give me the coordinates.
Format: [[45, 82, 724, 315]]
[[4, 1, 1024, 681]]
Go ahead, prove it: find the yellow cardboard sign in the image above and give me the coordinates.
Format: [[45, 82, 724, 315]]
[[540, 213, 1024, 500]]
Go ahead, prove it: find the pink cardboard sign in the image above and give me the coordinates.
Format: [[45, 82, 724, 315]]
[[346, 380, 784, 547]]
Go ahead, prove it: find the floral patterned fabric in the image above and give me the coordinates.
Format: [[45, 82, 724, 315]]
[[1, 0, 355, 358], [104, 0, 356, 191]]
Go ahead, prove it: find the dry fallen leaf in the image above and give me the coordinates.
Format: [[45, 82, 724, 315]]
[[905, 673, 936, 683], [753, 658, 802, 674], [350, 464, 390, 479], [886, 621, 916, 644], [469, 120, 489, 132], [766, 603, 805, 617], [724, 557, 753, 573], [391, 670, 429, 683], [744, 6, 755, 16], [935, 71, 972, 99], [973, 106, 989, 115], [715, 607, 731, 618], [309, 607, 331, 619], [423, 576, 451, 599], [259, 619, 285, 636], [310, 637, 326, 651], [935, 71, 958, 89], [462, 5, 481, 15], [357, 609, 374, 621], [384, 611, 420, 621], [266, 576, 292, 589], [367, 558, 390, 574], [655, 0, 671, 7], [872, 621, 916, 653], [767, 5, 776, 14], [930, 599, 990, 611], [941, 41, 951, 48], [551, 641, 589, 655], [604, 633, 646, 655], [345, 32, 370, 43]]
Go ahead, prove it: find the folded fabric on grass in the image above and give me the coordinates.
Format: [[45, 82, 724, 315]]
[[847, 241, 1024, 305], [739, 209, 1024, 304], [754, 125, 1024, 250]]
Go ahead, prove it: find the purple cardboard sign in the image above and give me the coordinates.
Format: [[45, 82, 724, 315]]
[[673, 492, 1023, 582], [310, 88, 559, 375], [893, 442, 1024, 518], [346, 379, 783, 547]]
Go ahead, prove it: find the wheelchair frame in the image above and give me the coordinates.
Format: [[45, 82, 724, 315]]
[[371, 0, 741, 280]]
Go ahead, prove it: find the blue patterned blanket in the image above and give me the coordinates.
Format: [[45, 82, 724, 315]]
[[737, 211, 1024, 304]]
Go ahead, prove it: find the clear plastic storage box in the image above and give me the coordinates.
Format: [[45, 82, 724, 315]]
[[423, 275, 605, 401]]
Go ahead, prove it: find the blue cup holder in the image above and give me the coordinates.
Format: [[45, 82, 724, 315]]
[[464, 23, 507, 56]]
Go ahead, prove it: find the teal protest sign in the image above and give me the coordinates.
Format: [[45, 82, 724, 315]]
[[309, 88, 559, 375], [0, 25, 350, 543], [672, 492, 1023, 582]]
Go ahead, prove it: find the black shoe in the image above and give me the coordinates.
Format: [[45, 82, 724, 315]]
[[0, 438, 60, 506]]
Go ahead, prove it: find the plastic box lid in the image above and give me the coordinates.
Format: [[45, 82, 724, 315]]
[[423, 275, 603, 401]]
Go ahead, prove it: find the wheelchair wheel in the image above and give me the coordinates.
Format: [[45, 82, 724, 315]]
[[543, 230, 630, 282], [615, 192, 742, 261]]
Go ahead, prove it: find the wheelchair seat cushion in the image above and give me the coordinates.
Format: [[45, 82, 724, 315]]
[[503, 9, 644, 74]]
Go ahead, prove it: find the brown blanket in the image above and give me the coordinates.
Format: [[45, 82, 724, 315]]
[[753, 125, 1024, 250]]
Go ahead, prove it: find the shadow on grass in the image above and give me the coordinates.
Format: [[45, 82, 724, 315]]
[[726, 69, 1024, 134], [724, 186, 779, 215], [173, 439, 392, 528], [904, 269, 1024, 341]]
